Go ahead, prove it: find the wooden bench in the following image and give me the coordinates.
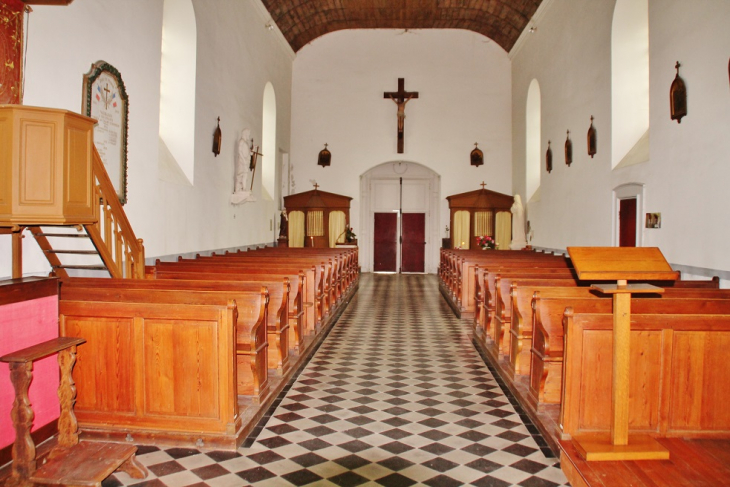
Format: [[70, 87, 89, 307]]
[[473, 266, 576, 334], [1, 337, 147, 487], [490, 275, 578, 357], [59, 299, 241, 449], [529, 291, 730, 411], [151, 260, 325, 332], [560, 311, 730, 440], [60, 278, 273, 400]]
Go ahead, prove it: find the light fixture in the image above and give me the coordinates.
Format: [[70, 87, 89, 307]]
[[318, 143, 331, 167], [470, 143, 484, 167]]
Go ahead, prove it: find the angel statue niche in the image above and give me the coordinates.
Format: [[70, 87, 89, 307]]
[[231, 128, 256, 205]]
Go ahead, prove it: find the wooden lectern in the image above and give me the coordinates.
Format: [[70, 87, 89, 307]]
[[566, 247, 679, 461]]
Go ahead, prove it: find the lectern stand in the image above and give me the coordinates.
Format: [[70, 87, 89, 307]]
[[566, 247, 679, 461]]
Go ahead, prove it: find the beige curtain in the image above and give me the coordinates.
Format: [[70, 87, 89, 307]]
[[329, 211, 346, 247], [307, 211, 324, 236], [453, 210, 471, 249], [288, 211, 305, 247], [474, 211, 494, 237], [495, 211, 512, 250]]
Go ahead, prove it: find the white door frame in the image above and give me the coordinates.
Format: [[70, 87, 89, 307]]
[[360, 161, 440, 273]]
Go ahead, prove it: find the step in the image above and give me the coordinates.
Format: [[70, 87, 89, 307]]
[[45, 250, 100, 255], [33, 233, 90, 238], [53, 265, 108, 271]]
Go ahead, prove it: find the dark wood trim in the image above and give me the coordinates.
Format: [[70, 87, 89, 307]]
[[0, 278, 58, 306]]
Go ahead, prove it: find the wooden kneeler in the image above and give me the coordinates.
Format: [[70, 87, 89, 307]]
[[1, 337, 147, 487], [567, 247, 678, 461]]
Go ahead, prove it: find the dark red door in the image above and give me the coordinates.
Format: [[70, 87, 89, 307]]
[[619, 198, 637, 247], [401, 213, 425, 272], [374, 212, 397, 272]]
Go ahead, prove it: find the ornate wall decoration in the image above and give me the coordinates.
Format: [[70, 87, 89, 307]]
[[82, 61, 129, 204], [587, 116, 597, 158], [670, 61, 687, 123], [0, 0, 25, 104], [546, 141, 553, 174], [470, 143, 484, 167]]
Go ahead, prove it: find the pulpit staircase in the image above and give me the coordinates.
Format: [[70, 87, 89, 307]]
[[0, 105, 144, 279]]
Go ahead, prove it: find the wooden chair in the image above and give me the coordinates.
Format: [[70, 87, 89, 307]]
[[1, 337, 147, 487]]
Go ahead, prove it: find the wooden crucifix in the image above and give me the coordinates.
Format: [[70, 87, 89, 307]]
[[384, 78, 419, 153]]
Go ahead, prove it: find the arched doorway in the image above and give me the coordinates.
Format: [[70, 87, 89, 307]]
[[360, 162, 440, 274]]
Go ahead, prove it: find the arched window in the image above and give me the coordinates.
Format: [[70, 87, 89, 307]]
[[262, 83, 277, 200], [525, 79, 541, 200], [611, 0, 649, 169], [159, 0, 197, 183]]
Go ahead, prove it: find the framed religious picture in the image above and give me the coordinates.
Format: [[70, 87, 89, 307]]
[[82, 61, 129, 204]]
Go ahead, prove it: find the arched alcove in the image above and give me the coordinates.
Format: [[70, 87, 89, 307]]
[[159, 0, 196, 184], [359, 162, 440, 274], [611, 0, 649, 169], [525, 79, 541, 201], [262, 83, 277, 201]]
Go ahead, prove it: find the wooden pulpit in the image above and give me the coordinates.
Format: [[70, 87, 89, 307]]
[[567, 247, 679, 461]]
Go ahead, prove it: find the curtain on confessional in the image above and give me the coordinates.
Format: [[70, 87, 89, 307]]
[[288, 211, 305, 247], [474, 211, 494, 237], [329, 211, 346, 248], [495, 211, 512, 250], [453, 210, 471, 249]]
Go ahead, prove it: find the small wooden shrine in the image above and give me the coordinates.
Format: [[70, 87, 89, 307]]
[[284, 185, 352, 248], [446, 183, 514, 250]]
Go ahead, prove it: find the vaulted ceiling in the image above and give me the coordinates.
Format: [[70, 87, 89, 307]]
[[261, 0, 543, 53]]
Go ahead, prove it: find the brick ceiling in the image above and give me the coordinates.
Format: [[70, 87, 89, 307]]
[[261, 0, 543, 52]]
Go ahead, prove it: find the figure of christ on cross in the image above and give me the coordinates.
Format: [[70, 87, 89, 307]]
[[384, 78, 419, 153]]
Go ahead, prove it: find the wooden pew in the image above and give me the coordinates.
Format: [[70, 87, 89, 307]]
[[560, 310, 730, 440], [480, 271, 576, 347], [146, 268, 308, 355], [60, 278, 273, 401], [197, 254, 340, 319], [529, 291, 730, 411], [59, 299, 242, 449], [152, 260, 325, 332], [474, 266, 576, 335]]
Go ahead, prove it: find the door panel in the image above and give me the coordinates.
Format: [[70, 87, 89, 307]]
[[374, 212, 397, 272], [619, 198, 637, 247], [402, 213, 425, 273]]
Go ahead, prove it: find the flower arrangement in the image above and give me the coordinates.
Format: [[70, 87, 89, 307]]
[[476, 235, 495, 250]]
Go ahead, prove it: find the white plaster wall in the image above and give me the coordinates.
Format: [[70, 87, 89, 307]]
[[1, 0, 293, 278], [511, 0, 730, 276], [290, 29, 513, 271]]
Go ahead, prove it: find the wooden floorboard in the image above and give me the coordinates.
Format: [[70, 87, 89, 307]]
[[559, 437, 730, 486]]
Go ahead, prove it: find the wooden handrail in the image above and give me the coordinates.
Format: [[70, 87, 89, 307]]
[[90, 147, 145, 278]]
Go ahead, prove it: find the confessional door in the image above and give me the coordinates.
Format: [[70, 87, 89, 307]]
[[373, 212, 398, 272], [401, 213, 425, 273]]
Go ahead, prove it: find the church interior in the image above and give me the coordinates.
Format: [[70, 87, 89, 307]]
[[2, 0, 730, 486]]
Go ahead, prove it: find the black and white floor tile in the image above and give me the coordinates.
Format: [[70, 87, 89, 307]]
[[106, 274, 569, 487]]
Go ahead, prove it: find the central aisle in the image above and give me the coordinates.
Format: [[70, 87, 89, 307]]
[[114, 274, 568, 487]]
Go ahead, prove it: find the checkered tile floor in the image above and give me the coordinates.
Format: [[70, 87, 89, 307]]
[[106, 273, 569, 487]]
